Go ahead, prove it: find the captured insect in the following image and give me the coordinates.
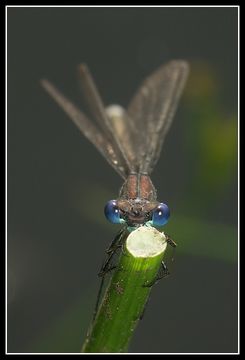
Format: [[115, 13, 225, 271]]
[[41, 60, 189, 295]]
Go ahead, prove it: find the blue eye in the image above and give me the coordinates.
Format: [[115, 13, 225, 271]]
[[104, 200, 123, 224], [152, 203, 170, 227]]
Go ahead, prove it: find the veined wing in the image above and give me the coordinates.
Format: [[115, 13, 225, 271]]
[[77, 64, 132, 172], [41, 79, 128, 179], [127, 60, 189, 174]]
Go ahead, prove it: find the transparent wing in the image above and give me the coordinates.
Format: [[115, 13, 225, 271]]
[[127, 60, 189, 174], [77, 64, 132, 172], [41, 79, 128, 179]]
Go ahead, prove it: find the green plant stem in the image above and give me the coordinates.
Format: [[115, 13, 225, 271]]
[[82, 226, 168, 353]]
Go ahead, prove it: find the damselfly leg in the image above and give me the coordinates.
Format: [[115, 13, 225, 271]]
[[98, 227, 127, 277], [91, 228, 127, 324]]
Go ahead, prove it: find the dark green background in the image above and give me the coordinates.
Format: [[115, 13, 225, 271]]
[[7, 6, 238, 353]]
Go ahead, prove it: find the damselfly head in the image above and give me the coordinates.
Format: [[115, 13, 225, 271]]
[[104, 199, 170, 228]]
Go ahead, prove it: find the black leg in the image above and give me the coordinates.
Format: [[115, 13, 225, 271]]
[[91, 227, 126, 327], [98, 227, 126, 277], [158, 260, 170, 278], [105, 227, 125, 254], [165, 233, 177, 248], [143, 260, 170, 288], [164, 233, 177, 264]]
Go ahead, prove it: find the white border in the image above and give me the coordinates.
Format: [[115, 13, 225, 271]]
[[5, 5, 240, 7], [5, 4, 8, 356], [237, 4, 240, 356]]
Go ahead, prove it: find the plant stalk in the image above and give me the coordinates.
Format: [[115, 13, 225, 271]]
[[82, 226, 168, 353]]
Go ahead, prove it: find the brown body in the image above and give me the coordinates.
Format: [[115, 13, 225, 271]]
[[41, 61, 189, 228], [116, 174, 159, 226]]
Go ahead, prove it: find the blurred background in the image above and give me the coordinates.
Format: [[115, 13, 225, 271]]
[[7, 6, 238, 354]]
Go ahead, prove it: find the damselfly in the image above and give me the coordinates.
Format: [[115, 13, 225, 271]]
[[41, 60, 189, 284]]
